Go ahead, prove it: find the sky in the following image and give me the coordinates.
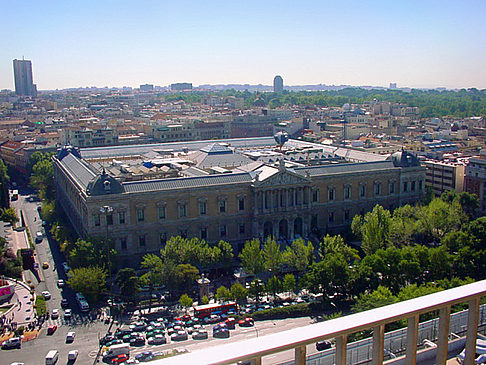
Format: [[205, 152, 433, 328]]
[[1, 0, 486, 90]]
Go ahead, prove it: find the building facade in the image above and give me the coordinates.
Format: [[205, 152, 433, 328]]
[[13, 59, 37, 97], [424, 159, 466, 196], [273, 76, 283, 93], [53, 139, 424, 264]]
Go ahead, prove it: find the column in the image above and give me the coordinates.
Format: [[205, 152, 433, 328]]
[[406, 315, 419, 365], [464, 298, 480, 365], [436, 306, 451, 365], [295, 346, 306, 365], [372, 324, 384, 365], [335, 335, 347, 365], [253, 191, 258, 214]]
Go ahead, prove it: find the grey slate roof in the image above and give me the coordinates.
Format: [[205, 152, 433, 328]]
[[294, 160, 396, 177], [123, 172, 253, 193], [59, 153, 97, 189]]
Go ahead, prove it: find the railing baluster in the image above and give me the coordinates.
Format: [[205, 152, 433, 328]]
[[335, 335, 347, 365], [372, 324, 384, 365], [406, 314, 419, 365], [436, 305, 451, 365], [295, 345, 306, 365], [464, 298, 480, 365]]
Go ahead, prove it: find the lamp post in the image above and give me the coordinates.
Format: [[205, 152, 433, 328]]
[[99, 205, 113, 315]]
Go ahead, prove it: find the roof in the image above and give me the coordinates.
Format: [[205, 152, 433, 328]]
[[58, 153, 97, 190], [295, 160, 396, 177]]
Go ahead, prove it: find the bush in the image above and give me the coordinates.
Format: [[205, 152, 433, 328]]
[[14, 326, 25, 336], [35, 296, 47, 316], [251, 303, 311, 320]]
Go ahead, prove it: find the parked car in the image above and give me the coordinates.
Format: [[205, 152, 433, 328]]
[[61, 299, 69, 308], [238, 317, 254, 327], [225, 318, 236, 329], [64, 309, 72, 319], [135, 351, 154, 362], [213, 328, 230, 338], [67, 350, 78, 360], [57, 279, 65, 288], [61, 262, 71, 273], [66, 331, 76, 343], [111, 354, 129, 364], [316, 340, 332, 351], [42, 262, 49, 269], [47, 325, 57, 335], [51, 309, 59, 319], [42, 291, 51, 300], [35, 231, 43, 243], [129, 336, 145, 346], [170, 330, 188, 341], [2, 337, 21, 349], [147, 334, 166, 345], [192, 330, 208, 340]]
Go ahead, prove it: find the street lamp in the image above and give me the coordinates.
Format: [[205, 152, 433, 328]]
[[99, 205, 113, 318]]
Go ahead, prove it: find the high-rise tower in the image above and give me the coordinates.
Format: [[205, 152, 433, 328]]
[[273, 75, 283, 92], [13, 59, 37, 97]]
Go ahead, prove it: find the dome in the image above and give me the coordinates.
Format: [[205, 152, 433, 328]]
[[388, 150, 420, 167], [86, 170, 123, 196]]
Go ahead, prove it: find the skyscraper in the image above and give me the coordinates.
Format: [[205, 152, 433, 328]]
[[13, 59, 37, 97], [273, 75, 283, 92]]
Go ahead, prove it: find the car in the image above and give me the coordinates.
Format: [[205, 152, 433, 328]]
[[57, 279, 65, 288], [213, 323, 227, 332], [42, 262, 49, 269], [64, 309, 72, 318], [316, 340, 332, 351], [122, 360, 139, 364], [170, 330, 188, 341], [99, 334, 116, 346], [213, 328, 230, 338], [66, 331, 76, 343], [51, 309, 59, 319], [115, 328, 133, 338], [129, 321, 147, 332], [47, 325, 57, 335], [147, 334, 166, 345], [2, 337, 21, 349], [105, 339, 123, 347], [225, 317, 236, 329], [42, 220, 47, 227], [238, 317, 254, 327], [61, 298, 69, 308], [42, 291, 51, 300], [129, 336, 145, 346], [67, 350, 78, 360], [61, 262, 71, 273], [135, 351, 154, 361], [35, 231, 43, 243], [111, 354, 129, 364], [192, 329, 208, 340]]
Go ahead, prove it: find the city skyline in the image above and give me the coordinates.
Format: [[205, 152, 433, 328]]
[[2, 0, 486, 90]]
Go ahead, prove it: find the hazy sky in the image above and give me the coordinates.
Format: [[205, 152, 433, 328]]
[[2, 0, 486, 90]]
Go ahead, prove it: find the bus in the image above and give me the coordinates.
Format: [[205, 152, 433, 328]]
[[193, 301, 238, 319], [75, 292, 90, 312], [11, 190, 18, 201]]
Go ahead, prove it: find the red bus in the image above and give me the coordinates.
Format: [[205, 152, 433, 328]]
[[193, 301, 238, 319]]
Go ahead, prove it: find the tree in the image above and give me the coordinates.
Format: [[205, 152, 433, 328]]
[[179, 294, 193, 311], [266, 276, 282, 297], [115, 268, 139, 301], [216, 240, 234, 271], [352, 286, 397, 313], [201, 295, 209, 305], [230, 282, 247, 303], [175, 263, 199, 292], [247, 279, 265, 302], [0, 159, 9, 209], [30, 159, 54, 200], [282, 238, 314, 272], [67, 266, 107, 303], [239, 239, 264, 276], [216, 285, 231, 302], [263, 237, 282, 273], [282, 274, 296, 296], [352, 205, 392, 255], [0, 208, 18, 225], [319, 234, 358, 262]]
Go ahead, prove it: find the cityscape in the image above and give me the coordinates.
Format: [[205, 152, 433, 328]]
[[1, 1, 486, 365]]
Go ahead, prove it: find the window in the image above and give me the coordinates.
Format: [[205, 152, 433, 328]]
[[238, 197, 245, 211], [137, 208, 145, 222], [239, 223, 245, 234], [403, 181, 408, 192], [312, 189, 318, 202], [158, 206, 166, 220], [118, 211, 125, 224], [360, 184, 366, 198], [199, 201, 207, 215], [120, 237, 127, 250], [160, 233, 167, 246], [418, 180, 423, 191], [375, 183, 381, 196], [94, 214, 100, 227], [344, 209, 350, 222], [328, 211, 334, 223], [178, 204, 187, 218], [138, 235, 146, 247], [344, 186, 351, 200], [220, 225, 227, 238], [328, 188, 335, 201], [389, 181, 395, 194], [219, 200, 226, 213], [106, 214, 113, 225], [200, 227, 207, 240], [264, 193, 269, 209], [411, 181, 416, 192]]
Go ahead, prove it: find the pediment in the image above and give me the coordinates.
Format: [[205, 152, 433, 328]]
[[254, 170, 310, 187]]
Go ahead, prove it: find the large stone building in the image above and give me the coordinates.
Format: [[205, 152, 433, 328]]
[[53, 137, 424, 264]]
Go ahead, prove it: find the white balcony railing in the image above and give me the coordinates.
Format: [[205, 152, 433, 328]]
[[153, 280, 486, 365]]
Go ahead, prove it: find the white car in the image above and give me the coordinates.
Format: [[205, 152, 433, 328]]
[[66, 331, 76, 342], [64, 309, 72, 318], [67, 350, 78, 360], [51, 309, 59, 319], [41, 291, 51, 300], [57, 279, 65, 288]]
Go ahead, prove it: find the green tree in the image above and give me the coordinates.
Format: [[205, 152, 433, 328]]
[[216, 240, 234, 271], [201, 295, 209, 305], [248, 279, 265, 302], [0, 159, 9, 209], [175, 263, 199, 291], [282, 238, 314, 271], [352, 286, 398, 313], [30, 159, 54, 200], [0, 207, 18, 225], [115, 268, 139, 301], [352, 205, 392, 255], [239, 239, 265, 276], [266, 275, 282, 297], [67, 266, 107, 303], [282, 273, 296, 296], [179, 294, 193, 311], [216, 285, 231, 301], [230, 282, 247, 303], [263, 237, 282, 273], [319, 234, 359, 262]]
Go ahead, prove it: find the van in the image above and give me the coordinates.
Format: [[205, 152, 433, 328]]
[[102, 343, 130, 361], [45, 350, 59, 365]]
